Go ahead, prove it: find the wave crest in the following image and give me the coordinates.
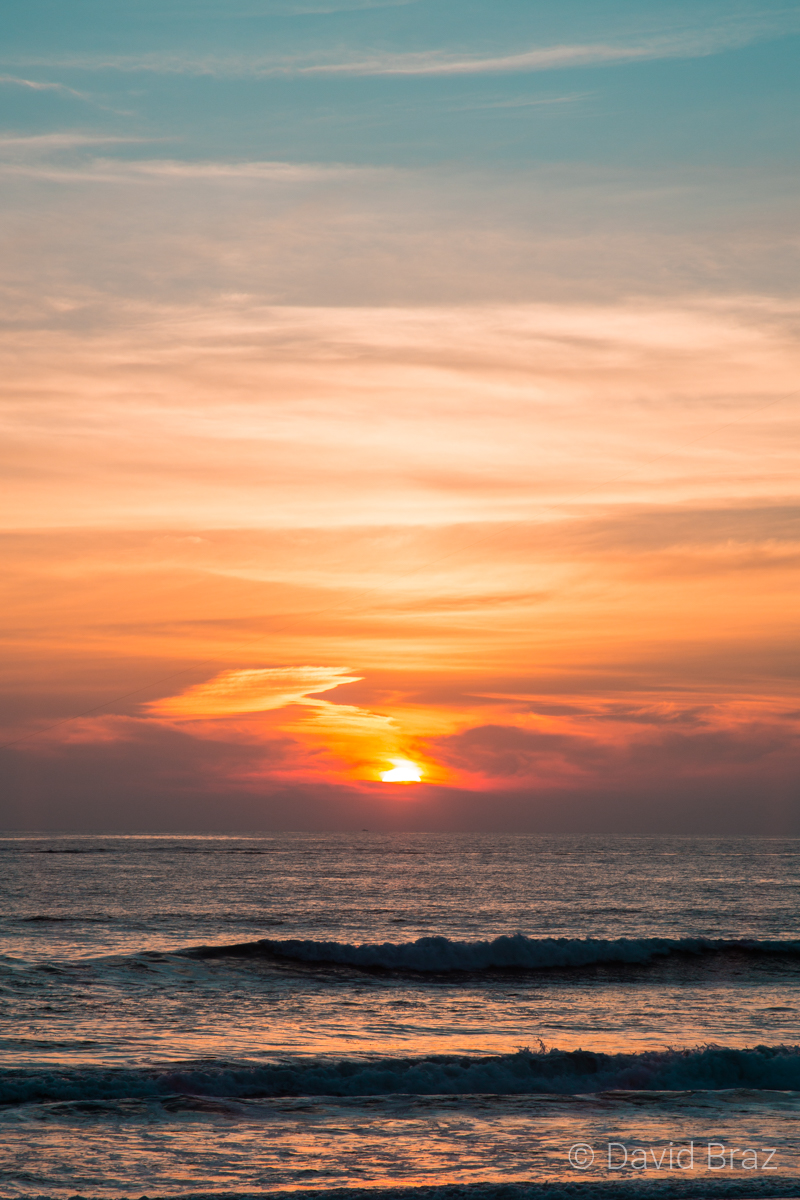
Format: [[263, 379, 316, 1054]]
[[4, 1045, 800, 1106], [191, 933, 800, 972]]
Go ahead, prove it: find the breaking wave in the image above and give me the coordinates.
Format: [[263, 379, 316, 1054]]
[[189, 932, 800, 972], [3, 1045, 800, 1106]]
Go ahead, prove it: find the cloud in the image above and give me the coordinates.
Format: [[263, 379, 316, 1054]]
[[0, 75, 89, 99], [145, 666, 420, 781], [285, 12, 800, 79], [7, 13, 799, 79], [4, 709, 798, 833], [0, 43, 661, 77], [0, 150, 391, 186], [444, 93, 589, 114], [0, 717, 323, 831], [432, 723, 608, 781], [430, 718, 800, 790], [109, 158, 385, 181], [148, 666, 361, 717], [0, 133, 153, 151], [293, 42, 660, 78]]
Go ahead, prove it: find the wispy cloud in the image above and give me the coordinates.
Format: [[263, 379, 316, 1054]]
[[148, 666, 361, 717], [291, 14, 800, 77], [0, 152, 389, 185], [296, 41, 666, 78], [120, 157, 385, 180], [0, 43, 659, 76], [0, 133, 153, 150], [0, 75, 137, 117], [6, 14, 799, 79], [443, 92, 589, 114], [0, 74, 89, 98]]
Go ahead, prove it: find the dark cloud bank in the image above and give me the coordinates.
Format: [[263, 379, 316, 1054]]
[[3, 717, 797, 834]]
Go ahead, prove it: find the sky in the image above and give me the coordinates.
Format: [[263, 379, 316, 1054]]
[[1, 0, 798, 833]]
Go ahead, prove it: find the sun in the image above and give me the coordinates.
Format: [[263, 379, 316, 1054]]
[[381, 758, 423, 783]]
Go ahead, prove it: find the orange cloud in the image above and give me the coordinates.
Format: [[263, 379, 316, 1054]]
[[147, 667, 362, 718], [145, 666, 441, 785]]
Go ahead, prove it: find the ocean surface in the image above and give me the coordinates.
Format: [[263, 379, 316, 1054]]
[[1, 832, 800, 1200]]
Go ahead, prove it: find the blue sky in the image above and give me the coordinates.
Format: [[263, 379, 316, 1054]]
[[2, 0, 799, 311], [3, 0, 799, 168]]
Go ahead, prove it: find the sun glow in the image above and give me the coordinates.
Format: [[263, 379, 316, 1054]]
[[381, 758, 423, 783]]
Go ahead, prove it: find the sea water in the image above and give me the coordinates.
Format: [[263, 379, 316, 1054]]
[[1, 832, 799, 1199]]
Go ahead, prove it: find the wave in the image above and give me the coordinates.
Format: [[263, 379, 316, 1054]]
[[189, 932, 800, 972], [4, 1045, 800, 1106]]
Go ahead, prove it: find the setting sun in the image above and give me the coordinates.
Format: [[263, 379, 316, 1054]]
[[380, 759, 423, 783]]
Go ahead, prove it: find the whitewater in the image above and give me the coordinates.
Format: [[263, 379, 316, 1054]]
[[1, 832, 799, 1199]]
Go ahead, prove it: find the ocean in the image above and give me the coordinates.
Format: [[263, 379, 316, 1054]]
[[1, 832, 800, 1200]]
